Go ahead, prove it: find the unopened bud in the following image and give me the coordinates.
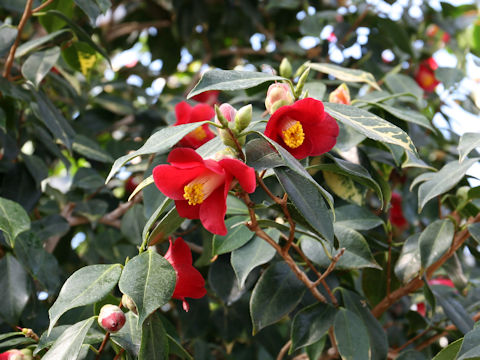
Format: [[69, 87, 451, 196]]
[[121, 294, 138, 315], [294, 67, 310, 98], [265, 83, 294, 114], [98, 304, 126, 333], [329, 83, 351, 105], [214, 104, 232, 128], [234, 104, 252, 133], [1, 350, 24, 360], [294, 62, 309, 78], [279, 58, 292, 78], [19, 349, 32, 360]]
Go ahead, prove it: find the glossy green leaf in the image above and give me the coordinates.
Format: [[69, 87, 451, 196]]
[[458, 132, 480, 162], [226, 195, 249, 215], [303, 81, 327, 100], [106, 122, 210, 183], [324, 102, 417, 155], [457, 325, 480, 359], [435, 292, 474, 335], [334, 204, 383, 230], [118, 250, 176, 326], [141, 198, 172, 243], [72, 167, 105, 190], [74, 0, 111, 23], [436, 67, 464, 88], [341, 290, 388, 360], [147, 206, 184, 246], [121, 204, 146, 245], [397, 350, 427, 360], [73, 134, 114, 163], [0, 197, 30, 248], [187, 70, 285, 98], [21, 47, 60, 87], [334, 308, 370, 360], [111, 312, 141, 356], [410, 171, 435, 191], [309, 63, 380, 90], [468, 223, 480, 243], [15, 29, 69, 58], [394, 233, 421, 283], [245, 138, 284, 170], [128, 175, 154, 202], [38, 0, 74, 32], [43, 317, 95, 360], [432, 338, 462, 360], [48, 264, 122, 334], [323, 170, 365, 205], [418, 158, 480, 211], [0, 338, 36, 351], [139, 312, 169, 360], [384, 73, 424, 100], [419, 219, 454, 269], [290, 302, 337, 351], [231, 228, 280, 288], [0, 25, 17, 57], [250, 262, 305, 334], [0, 254, 30, 324], [212, 216, 253, 255], [209, 256, 246, 305], [275, 166, 334, 243]]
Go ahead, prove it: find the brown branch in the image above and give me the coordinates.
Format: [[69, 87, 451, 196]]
[[276, 339, 292, 360], [95, 332, 110, 360], [32, 0, 55, 13], [3, 0, 34, 79], [104, 20, 171, 42], [113, 349, 125, 360], [372, 213, 480, 318]]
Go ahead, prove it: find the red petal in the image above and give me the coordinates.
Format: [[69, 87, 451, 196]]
[[164, 237, 192, 266], [153, 165, 204, 199], [174, 101, 192, 125], [190, 103, 215, 123], [219, 158, 257, 193], [175, 200, 200, 219], [199, 186, 228, 235], [167, 148, 205, 168], [286, 136, 313, 159], [304, 113, 339, 156]]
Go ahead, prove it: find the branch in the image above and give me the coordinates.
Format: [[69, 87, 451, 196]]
[[276, 339, 292, 360], [3, 0, 34, 79], [32, 0, 55, 13], [103, 20, 171, 42], [372, 213, 480, 318]]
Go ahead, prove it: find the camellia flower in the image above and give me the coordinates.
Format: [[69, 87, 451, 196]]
[[153, 148, 256, 235], [389, 193, 408, 228], [191, 90, 220, 105], [415, 58, 440, 92], [174, 101, 216, 149], [164, 237, 207, 312], [264, 97, 339, 160]]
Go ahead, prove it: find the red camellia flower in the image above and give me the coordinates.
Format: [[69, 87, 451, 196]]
[[165, 237, 207, 312], [174, 101, 216, 149], [390, 193, 408, 228], [264, 97, 339, 160], [0, 350, 23, 360], [191, 90, 220, 105], [153, 148, 256, 235], [415, 58, 440, 92]]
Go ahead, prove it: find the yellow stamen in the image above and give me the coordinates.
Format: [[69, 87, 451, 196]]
[[189, 126, 207, 141], [282, 121, 305, 149], [183, 183, 204, 205]]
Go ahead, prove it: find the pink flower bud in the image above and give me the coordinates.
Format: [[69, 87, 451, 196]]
[[265, 83, 294, 114], [0, 350, 24, 360], [328, 83, 351, 105], [121, 294, 138, 315], [98, 304, 126, 333], [215, 103, 236, 125]]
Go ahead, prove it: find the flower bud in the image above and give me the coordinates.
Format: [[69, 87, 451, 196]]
[[98, 304, 126, 333], [234, 104, 252, 133], [265, 83, 294, 114], [121, 294, 138, 315], [0, 350, 24, 360], [294, 67, 310, 98], [215, 103, 245, 148], [279, 58, 292, 78], [329, 83, 351, 105], [19, 349, 32, 360], [214, 104, 232, 128]]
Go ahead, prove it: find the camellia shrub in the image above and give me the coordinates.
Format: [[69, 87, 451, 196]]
[[1, 1, 480, 359]]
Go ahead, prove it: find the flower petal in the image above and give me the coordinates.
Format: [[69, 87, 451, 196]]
[[175, 200, 200, 219], [199, 186, 228, 235], [153, 165, 205, 199], [167, 148, 205, 168], [174, 101, 192, 125], [219, 158, 256, 193], [164, 237, 192, 266], [190, 103, 215, 123]]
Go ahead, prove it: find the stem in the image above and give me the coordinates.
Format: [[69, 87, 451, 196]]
[[32, 0, 55, 13], [95, 332, 110, 360], [276, 339, 292, 360], [3, 0, 34, 79]]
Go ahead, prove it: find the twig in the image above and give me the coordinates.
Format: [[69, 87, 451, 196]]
[[32, 0, 55, 13], [277, 339, 292, 360], [95, 332, 110, 360], [3, 0, 34, 79], [113, 349, 125, 360], [392, 327, 431, 354]]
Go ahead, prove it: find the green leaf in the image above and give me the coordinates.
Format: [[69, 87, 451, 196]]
[[0, 332, 22, 342], [418, 158, 480, 211], [334, 204, 383, 230], [74, 0, 111, 24], [226, 195, 249, 215], [48, 264, 122, 334], [290, 302, 337, 351], [111, 312, 141, 356], [31, 89, 75, 149], [334, 308, 370, 360], [457, 325, 480, 359], [141, 198, 172, 243], [396, 350, 427, 360], [0, 337, 36, 351], [121, 204, 146, 245], [335, 121, 366, 152], [147, 207, 184, 246], [384, 73, 424, 101], [42, 317, 95, 360], [435, 292, 474, 335], [38, 0, 74, 32], [212, 216, 254, 255], [309, 63, 380, 90], [0, 254, 30, 324], [436, 67, 464, 88], [72, 167, 105, 190], [432, 338, 462, 360], [245, 138, 284, 170], [341, 290, 388, 360], [187, 70, 286, 98], [35, 325, 103, 355], [106, 122, 210, 183], [323, 170, 365, 205], [468, 223, 480, 243], [458, 132, 480, 162], [0, 25, 17, 57], [139, 312, 169, 360], [303, 81, 327, 100], [250, 262, 305, 334], [275, 167, 334, 242], [21, 47, 60, 87], [231, 228, 280, 288], [15, 29, 69, 58], [394, 233, 421, 283], [0, 197, 30, 248], [0, 108, 5, 133], [419, 219, 454, 269], [118, 250, 176, 327], [324, 102, 417, 155], [73, 134, 114, 163]]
